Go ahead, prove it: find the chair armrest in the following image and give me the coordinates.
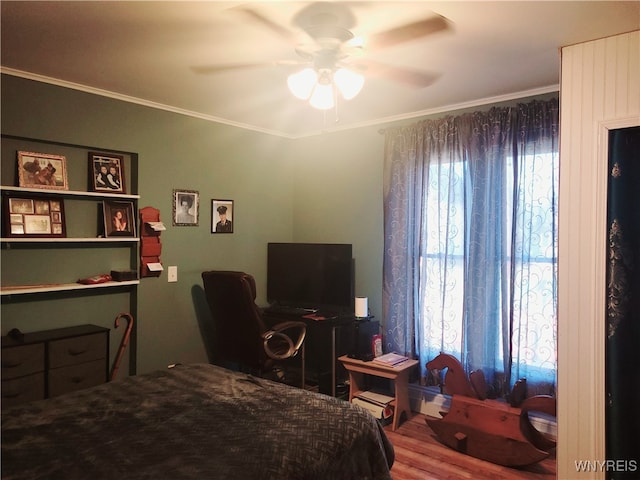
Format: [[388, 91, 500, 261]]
[[262, 321, 306, 360]]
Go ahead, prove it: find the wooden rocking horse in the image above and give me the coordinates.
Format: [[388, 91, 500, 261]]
[[425, 353, 556, 467]]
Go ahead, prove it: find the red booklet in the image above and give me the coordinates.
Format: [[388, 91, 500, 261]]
[[372, 334, 383, 357]]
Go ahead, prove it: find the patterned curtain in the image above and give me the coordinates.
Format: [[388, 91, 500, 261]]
[[606, 126, 640, 477], [383, 98, 558, 395]]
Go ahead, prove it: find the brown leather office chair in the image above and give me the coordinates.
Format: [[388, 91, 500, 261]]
[[201, 270, 306, 387]]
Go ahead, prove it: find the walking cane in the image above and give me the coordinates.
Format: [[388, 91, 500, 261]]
[[110, 312, 134, 381]]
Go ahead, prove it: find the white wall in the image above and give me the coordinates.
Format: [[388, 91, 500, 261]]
[[558, 30, 639, 479]]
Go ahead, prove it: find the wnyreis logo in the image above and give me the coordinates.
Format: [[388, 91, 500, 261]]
[[575, 460, 638, 473]]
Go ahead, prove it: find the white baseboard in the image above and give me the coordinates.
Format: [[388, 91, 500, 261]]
[[408, 384, 451, 418], [408, 384, 557, 440]]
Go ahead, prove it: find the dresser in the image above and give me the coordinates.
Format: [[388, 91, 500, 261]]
[[1, 324, 109, 409]]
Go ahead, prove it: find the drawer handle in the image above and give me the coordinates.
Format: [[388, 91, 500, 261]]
[[67, 348, 87, 356], [2, 392, 21, 399], [1, 361, 23, 369]]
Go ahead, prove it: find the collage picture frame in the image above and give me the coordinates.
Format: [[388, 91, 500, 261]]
[[3, 194, 66, 238]]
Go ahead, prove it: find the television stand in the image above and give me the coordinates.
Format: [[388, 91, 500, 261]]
[[263, 311, 354, 397]]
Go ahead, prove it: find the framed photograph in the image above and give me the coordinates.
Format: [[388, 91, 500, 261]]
[[2, 194, 66, 238], [89, 152, 126, 193], [173, 189, 199, 226], [17, 151, 69, 190], [211, 199, 234, 234], [103, 200, 136, 237]]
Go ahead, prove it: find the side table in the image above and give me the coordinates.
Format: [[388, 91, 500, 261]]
[[338, 355, 419, 431]]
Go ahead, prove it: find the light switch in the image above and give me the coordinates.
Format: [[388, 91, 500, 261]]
[[168, 265, 178, 282]]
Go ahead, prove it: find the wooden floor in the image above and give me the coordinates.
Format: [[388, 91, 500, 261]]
[[383, 413, 556, 480]]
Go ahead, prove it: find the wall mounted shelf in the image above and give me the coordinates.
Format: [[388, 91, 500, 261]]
[[0, 185, 140, 200], [1, 280, 139, 296], [1, 237, 139, 243]]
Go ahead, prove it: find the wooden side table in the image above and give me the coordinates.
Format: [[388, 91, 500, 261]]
[[338, 355, 419, 431]]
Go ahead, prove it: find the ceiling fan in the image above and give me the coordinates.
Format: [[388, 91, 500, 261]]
[[192, 2, 453, 109]]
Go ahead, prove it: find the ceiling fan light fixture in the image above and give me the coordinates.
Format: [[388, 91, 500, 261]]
[[334, 67, 364, 100], [287, 68, 318, 99], [309, 82, 335, 110]]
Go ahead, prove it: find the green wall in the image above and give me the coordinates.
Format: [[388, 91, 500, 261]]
[[1, 74, 386, 374], [288, 129, 385, 311]]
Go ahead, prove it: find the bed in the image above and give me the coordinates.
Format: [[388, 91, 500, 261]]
[[1, 363, 394, 479]]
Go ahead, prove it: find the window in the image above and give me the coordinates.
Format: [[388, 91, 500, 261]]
[[419, 153, 557, 386], [383, 99, 559, 395]]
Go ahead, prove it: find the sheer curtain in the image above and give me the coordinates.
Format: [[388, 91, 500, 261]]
[[383, 98, 558, 396]]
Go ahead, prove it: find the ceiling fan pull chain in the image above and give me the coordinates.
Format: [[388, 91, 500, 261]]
[[334, 85, 340, 124]]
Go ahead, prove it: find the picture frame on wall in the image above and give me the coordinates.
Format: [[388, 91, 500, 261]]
[[17, 151, 69, 191], [211, 199, 234, 234], [103, 200, 136, 237], [2, 193, 66, 238], [173, 189, 199, 226], [89, 151, 126, 194]]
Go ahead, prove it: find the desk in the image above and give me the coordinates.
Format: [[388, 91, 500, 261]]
[[339, 355, 419, 431], [263, 312, 356, 396]]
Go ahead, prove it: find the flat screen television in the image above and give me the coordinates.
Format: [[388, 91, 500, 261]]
[[267, 242, 354, 313]]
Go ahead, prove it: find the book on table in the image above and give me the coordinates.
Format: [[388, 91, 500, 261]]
[[352, 397, 393, 423], [372, 352, 409, 366], [353, 390, 394, 423], [356, 390, 395, 407]]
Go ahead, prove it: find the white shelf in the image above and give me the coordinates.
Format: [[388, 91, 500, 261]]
[[1, 237, 139, 243], [1, 280, 140, 296], [1, 187, 140, 243], [0, 185, 140, 200]]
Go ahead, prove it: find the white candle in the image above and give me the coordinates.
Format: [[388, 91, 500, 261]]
[[355, 297, 368, 318]]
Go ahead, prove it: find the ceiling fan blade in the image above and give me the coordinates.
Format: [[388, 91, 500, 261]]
[[236, 7, 297, 44], [191, 60, 303, 75], [191, 62, 275, 74], [366, 15, 452, 50], [357, 60, 441, 88]]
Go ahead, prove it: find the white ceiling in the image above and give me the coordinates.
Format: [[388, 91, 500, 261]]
[[1, 1, 638, 138]]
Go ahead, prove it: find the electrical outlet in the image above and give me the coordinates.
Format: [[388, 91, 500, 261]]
[[168, 266, 178, 282]]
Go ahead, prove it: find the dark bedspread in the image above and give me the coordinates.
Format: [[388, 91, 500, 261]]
[[1, 363, 394, 479]]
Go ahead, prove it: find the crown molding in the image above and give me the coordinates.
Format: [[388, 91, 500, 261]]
[[1, 67, 558, 139]]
